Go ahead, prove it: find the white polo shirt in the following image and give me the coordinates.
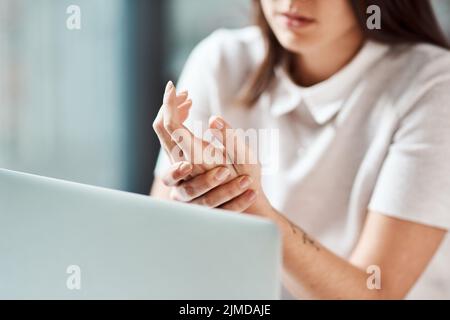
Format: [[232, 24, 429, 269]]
[[155, 27, 450, 299]]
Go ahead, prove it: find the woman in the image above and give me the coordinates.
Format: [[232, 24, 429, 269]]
[[151, 0, 450, 299]]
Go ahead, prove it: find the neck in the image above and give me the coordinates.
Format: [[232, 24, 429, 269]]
[[289, 28, 365, 87]]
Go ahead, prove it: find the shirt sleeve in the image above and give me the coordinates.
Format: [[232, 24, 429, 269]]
[[369, 80, 450, 230], [153, 34, 219, 178]]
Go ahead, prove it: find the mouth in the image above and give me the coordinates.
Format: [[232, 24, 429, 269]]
[[277, 12, 317, 29]]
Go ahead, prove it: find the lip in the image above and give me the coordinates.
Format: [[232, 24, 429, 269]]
[[277, 12, 316, 29]]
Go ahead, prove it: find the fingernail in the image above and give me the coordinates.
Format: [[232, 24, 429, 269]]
[[213, 118, 224, 130], [239, 176, 252, 189], [248, 190, 257, 202], [179, 162, 192, 174], [166, 81, 174, 90], [215, 167, 230, 181]]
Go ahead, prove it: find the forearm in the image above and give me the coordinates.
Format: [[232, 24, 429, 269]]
[[264, 207, 386, 300], [152, 175, 371, 299]]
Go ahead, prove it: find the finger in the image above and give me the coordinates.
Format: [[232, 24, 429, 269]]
[[176, 90, 192, 121], [163, 81, 177, 106], [162, 81, 192, 130], [153, 106, 184, 163], [219, 189, 258, 213], [163, 81, 189, 131], [176, 99, 193, 125], [153, 83, 191, 163], [208, 115, 227, 145], [160, 82, 204, 163], [209, 116, 257, 170], [173, 166, 231, 202], [161, 161, 193, 187], [207, 116, 234, 168], [190, 175, 253, 208], [209, 116, 252, 164], [175, 90, 189, 105], [161, 83, 225, 169]]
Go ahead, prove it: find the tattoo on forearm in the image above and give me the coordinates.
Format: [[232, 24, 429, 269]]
[[302, 232, 321, 251], [289, 221, 321, 251]]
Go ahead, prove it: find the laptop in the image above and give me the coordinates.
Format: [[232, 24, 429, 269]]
[[0, 169, 281, 300]]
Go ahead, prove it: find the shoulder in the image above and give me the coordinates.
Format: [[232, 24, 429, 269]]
[[387, 43, 450, 88], [398, 43, 450, 81], [381, 43, 450, 117]]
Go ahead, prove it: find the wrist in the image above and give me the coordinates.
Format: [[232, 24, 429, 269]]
[[246, 192, 277, 219]]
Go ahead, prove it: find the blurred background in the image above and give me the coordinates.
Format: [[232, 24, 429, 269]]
[[0, 0, 449, 195]]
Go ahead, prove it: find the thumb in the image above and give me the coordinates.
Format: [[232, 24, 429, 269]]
[[209, 116, 256, 167]]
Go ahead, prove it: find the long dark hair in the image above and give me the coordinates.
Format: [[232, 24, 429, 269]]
[[239, 0, 450, 107]]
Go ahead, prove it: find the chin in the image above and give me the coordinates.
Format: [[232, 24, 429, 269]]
[[277, 34, 321, 55]]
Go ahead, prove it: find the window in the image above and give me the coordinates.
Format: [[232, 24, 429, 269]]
[[0, 0, 128, 189]]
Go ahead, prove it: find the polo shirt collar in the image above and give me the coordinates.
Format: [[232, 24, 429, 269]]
[[268, 40, 390, 124]]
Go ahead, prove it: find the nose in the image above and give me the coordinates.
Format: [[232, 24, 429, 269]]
[[286, 0, 312, 13]]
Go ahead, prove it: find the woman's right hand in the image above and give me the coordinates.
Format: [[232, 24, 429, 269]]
[[152, 81, 262, 211], [152, 81, 240, 186]]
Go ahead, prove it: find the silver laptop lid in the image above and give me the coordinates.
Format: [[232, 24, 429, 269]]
[[0, 169, 281, 299]]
